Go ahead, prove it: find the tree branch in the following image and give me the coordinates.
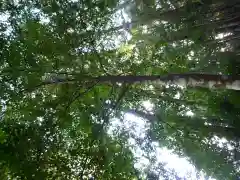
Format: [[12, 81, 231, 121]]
[[65, 81, 99, 111]]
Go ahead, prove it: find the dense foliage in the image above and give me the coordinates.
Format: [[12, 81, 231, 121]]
[[0, 0, 240, 179]]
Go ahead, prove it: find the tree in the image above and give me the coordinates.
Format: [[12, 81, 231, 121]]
[[0, 0, 240, 179]]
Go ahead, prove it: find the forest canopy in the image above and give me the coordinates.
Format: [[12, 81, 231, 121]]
[[0, 0, 240, 179]]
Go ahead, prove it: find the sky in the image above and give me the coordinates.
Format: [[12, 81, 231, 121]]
[[108, 101, 214, 180]]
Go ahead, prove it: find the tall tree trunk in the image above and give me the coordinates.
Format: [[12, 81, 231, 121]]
[[43, 73, 240, 91]]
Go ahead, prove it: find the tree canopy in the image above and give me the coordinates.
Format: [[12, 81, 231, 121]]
[[0, 0, 240, 179]]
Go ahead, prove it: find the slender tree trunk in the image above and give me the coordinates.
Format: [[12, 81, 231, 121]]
[[44, 73, 240, 91]]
